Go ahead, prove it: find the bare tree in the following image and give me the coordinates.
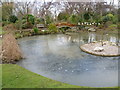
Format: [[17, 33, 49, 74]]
[[2, 2, 14, 20], [14, 1, 32, 18]]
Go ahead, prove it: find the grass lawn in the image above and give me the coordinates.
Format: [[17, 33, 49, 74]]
[[2, 64, 118, 89], [0, 64, 2, 90], [2, 64, 87, 88], [0, 27, 2, 35]]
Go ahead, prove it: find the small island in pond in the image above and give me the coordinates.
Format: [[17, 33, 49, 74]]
[[80, 41, 120, 57]]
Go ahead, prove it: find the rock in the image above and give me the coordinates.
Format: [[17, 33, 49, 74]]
[[41, 30, 45, 32], [110, 42, 117, 46], [94, 47, 104, 52], [0, 35, 2, 38], [78, 23, 80, 25], [102, 42, 107, 45], [85, 27, 90, 30], [88, 28, 96, 32], [98, 23, 101, 25], [92, 41, 97, 43], [118, 43, 120, 46]]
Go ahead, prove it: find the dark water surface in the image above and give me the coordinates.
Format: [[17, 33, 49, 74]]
[[17, 31, 119, 87]]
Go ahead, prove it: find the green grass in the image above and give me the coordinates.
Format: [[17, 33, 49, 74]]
[[2, 64, 87, 88], [0, 27, 5, 35], [0, 64, 2, 90], [1, 64, 119, 89], [0, 27, 2, 34]]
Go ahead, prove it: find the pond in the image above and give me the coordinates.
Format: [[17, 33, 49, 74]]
[[17, 31, 119, 87]]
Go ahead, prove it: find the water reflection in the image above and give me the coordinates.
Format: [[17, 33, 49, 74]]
[[88, 33, 96, 43], [17, 31, 119, 87], [110, 36, 117, 43], [65, 32, 119, 45]]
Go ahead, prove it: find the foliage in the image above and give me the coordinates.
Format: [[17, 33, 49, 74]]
[[102, 14, 114, 23], [27, 14, 35, 25], [9, 15, 18, 23], [118, 23, 120, 29], [35, 18, 44, 24], [68, 15, 79, 24], [22, 19, 27, 24], [33, 27, 38, 33], [15, 33, 23, 38], [84, 12, 91, 21], [106, 14, 114, 21], [78, 14, 84, 23], [21, 14, 35, 29], [2, 21, 11, 27], [2, 3, 13, 21], [58, 12, 70, 21], [22, 14, 35, 24], [48, 23, 58, 33], [101, 16, 109, 23], [112, 15, 118, 24], [14, 20, 22, 30], [118, 8, 120, 22], [45, 15, 53, 25], [93, 14, 102, 23], [0, 27, 3, 35], [108, 24, 117, 30], [22, 22, 33, 29]]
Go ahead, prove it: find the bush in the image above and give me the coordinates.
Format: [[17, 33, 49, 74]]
[[105, 21, 113, 27], [106, 14, 114, 21], [14, 20, 22, 30], [9, 15, 18, 23], [21, 14, 35, 29], [102, 16, 109, 23], [84, 12, 91, 21], [48, 23, 58, 33], [22, 22, 33, 29], [3, 24, 16, 31], [22, 19, 27, 24], [102, 14, 115, 24], [2, 21, 10, 27], [108, 24, 117, 30], [98, 24, 104, 29], [45, 15, 53, 25], [78, 14, 85, 23], [68, 15, 79, 24], [33, 27, 38, 33], [58, 12, 70, 21], [118, 23, 120, 29], [113, 15, 118, 24], [27, 14, 35, 25]]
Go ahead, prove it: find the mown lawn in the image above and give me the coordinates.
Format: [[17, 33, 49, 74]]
[[2, 64, 87, 88], [1, 64, 119, 89], [0, 27, 2, 35], [0, 64, 2, 90]]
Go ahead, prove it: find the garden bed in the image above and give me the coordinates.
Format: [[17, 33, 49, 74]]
[[80, 41, 120, 57]]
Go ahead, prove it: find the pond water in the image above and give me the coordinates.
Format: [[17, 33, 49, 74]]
[[17, 31, 119, 87]]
